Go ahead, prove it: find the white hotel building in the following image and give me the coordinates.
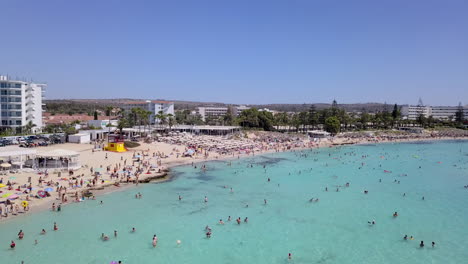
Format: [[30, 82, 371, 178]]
[[401, 104, 468, 121], [0, 75, 45, 132], [196, 105, 251, 121], [118, 100, 175, 124]]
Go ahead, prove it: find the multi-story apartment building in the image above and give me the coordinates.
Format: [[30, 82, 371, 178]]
[[430, 106, 468, 120], [401, 105, 432, 120], [401, 104, 467, 121], [0, 75, 45, 132], [197, 106, 228, 121], [117, 100, 174, 124], [196, 105, 252, 121]]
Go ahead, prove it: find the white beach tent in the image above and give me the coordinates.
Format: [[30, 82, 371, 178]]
[[0, 146, 37, 170], [36, 149, 81, 170]]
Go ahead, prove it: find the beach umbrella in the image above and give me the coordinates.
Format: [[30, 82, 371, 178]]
[[9, 176, 16, 180], [0, 163, 11, 168], [45, 187, 54, 192], [1, 193, 12, 198], [8, 194, 19, 200], [94, 168, 104, 172]]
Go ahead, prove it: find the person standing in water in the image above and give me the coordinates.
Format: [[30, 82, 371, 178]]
[[152, 235, 158, 247]]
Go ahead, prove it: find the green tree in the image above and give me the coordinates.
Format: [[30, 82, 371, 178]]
[[155, 110, 167, 131], [117, 118, 129, 140], [93, 111, 98, 120], [455, 102, 464, 123], [308, 105, 319, 129], [360, 112, 370, 129], [24, 121, 37, 134], [324, 116, 340, 135], [105, 106, 113, 116], [223, 106, 235, 126], [167, 113, 175, 131]]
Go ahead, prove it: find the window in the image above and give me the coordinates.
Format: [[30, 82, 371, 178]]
[[15, 83, 21, 88], [16, 120, 21, 125]]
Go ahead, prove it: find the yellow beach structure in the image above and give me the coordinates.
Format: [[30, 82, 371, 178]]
[[105, 142, 127, 152]]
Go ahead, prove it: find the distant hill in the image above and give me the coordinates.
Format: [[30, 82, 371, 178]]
[[44, 99, 391, 114]]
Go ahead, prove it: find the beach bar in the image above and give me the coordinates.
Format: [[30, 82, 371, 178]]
[[36, 149, 81, 170], [0, 146, 37, 170]]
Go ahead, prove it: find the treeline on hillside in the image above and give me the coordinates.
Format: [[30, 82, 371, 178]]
[[45, 99, 389, 114], [45, 101, 109, 115]]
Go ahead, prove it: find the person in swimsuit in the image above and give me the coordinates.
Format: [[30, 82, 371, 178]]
[[152, 235, 158, 247], [41, 229, 46, 235], [10, 241, 15, 249], [420, 241, 424, 247]]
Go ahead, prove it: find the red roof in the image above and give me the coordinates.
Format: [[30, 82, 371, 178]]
[[119, 101, 148, 105], [151, 100, 173, 104]]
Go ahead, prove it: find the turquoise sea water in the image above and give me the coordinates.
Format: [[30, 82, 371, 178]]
[[1, 140, 468, 264]]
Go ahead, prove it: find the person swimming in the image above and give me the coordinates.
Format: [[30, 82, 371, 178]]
[[41, 229, 46, 235], [131, 227, 136, 233], [10, 240, 15, 249], [219, 219, 224, 225], [404, 235, 408, 240], [393, 212, 398, 217], [420, 241, 424, 247], [432, 241, 435, 247], [152, 235, 158, 247], [236, 217, 241, 225]]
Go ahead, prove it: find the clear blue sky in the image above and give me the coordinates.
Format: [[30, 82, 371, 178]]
[[2, 0, 467, 106]]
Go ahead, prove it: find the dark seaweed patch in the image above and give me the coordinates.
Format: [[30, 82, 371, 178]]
[[255, 156, 288, 166]]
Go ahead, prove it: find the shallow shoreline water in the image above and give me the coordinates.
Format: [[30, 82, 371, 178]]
[[2, 137, 467, 224], [1, 139, 468, 263]]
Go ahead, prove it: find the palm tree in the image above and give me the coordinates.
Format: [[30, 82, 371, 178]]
[[117, 118, 128, 141], [24, 121, 37, 134], [167, 114, 175, 131], [155, 110, 167, 132], [105, 106, 114, 117]]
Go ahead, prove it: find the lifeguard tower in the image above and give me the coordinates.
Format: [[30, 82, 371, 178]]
[[105, 135, 127, 153]]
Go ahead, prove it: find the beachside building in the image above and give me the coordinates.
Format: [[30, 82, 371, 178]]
[[401, 104, 468, 121], [430, 106, 468, 121], [0, 75, 45, 132], [197, 106, 229, 121], [197, 105, 252, 121], [117, 100, 175, 124], [400, 105, 431, 120]]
